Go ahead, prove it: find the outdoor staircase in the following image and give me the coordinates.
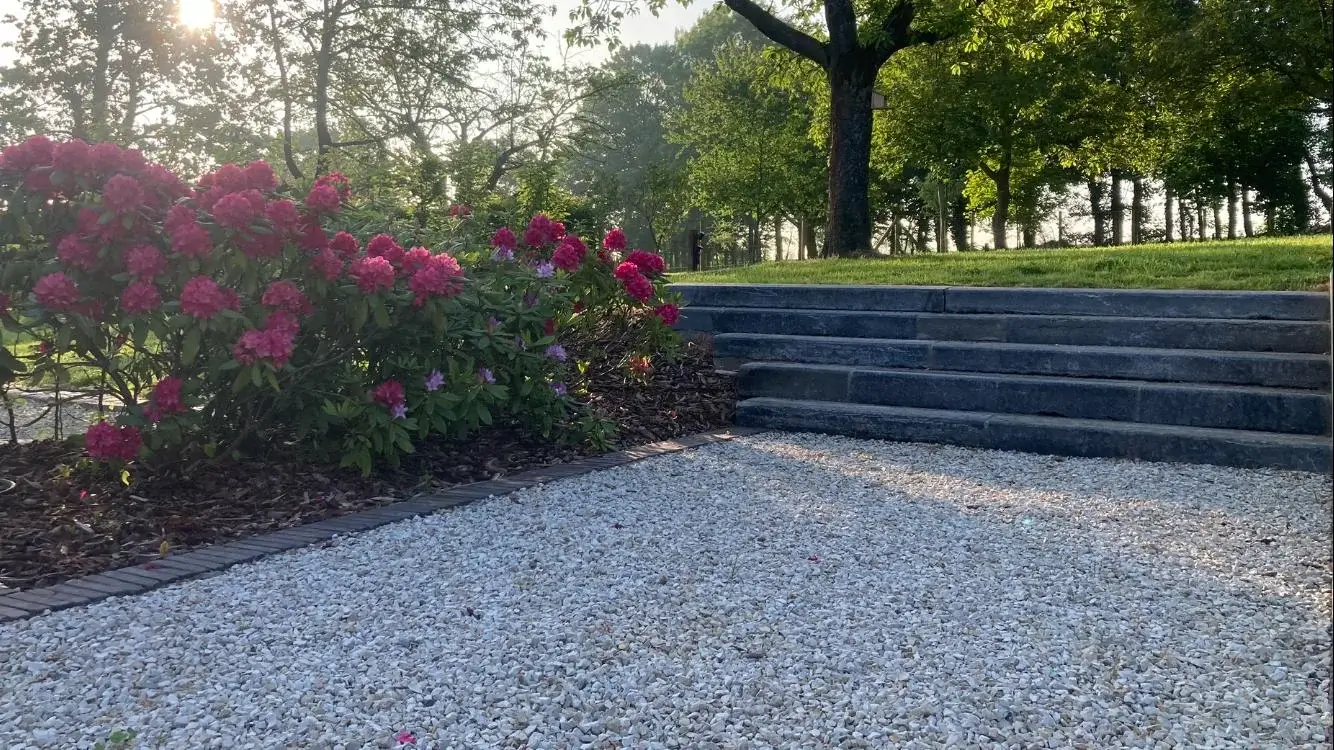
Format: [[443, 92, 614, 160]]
[[673, 284, 1333, 473]]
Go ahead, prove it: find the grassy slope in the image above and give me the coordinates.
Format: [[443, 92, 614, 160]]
[[670, 235, 1333, 291]]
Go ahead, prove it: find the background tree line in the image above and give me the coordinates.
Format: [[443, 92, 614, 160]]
[[2, 0, 1330, 262]]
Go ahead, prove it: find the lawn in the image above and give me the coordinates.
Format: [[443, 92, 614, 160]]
[[670, 235, 1333, 290]]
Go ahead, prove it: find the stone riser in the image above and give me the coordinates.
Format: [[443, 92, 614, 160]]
[[681, 307, 1330, 354], [673, 284, 1332, 321], [714, 333, 1332, 390], [737, 398, 1334, 474], [738, 363, 1332, 435]]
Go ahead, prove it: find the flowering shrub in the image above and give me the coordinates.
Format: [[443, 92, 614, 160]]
[[0, 136, 682, 473]]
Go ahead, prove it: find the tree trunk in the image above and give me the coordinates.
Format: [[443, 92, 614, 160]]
[[1088, 178, 1107, 246], [268, 0, 303, 180], [823, 65, 876, 257], [1110, 170, 1124, 245], [984, 158, 1012, 250], [950, 195, 969, 251], [313, 9, 339, 177], [936, 183, 949, 252], [1226, 176, 1238, 239], [1130, 175, 1144, 244], [1197, 200, 1207, 242], [1164, 185, 1175, 242], [89, 0, 116, 141], [1212, 202, 1222, 240], [1305, 152, 1334, 214], [801, 217, 816, 260], [1265, 202, 1276, 235], [1022, 222, 1036, 248], [1242, 188, 1254, 236], [774, 217, 784, 261], [1180, 197, 1190, 241]]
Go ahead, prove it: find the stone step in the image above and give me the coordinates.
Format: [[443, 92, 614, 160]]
[[738, 363, 1332, 435], [714, 333, 1332, 389], [736, 398, 1333, 473], [680, 307, 1330, 353], [673, 284, 1331, 321]]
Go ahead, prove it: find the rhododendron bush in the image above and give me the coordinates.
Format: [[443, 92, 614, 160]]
[[0, 136, 682, 474]]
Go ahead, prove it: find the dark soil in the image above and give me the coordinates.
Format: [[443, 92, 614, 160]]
[[0, 341, 734, 591]]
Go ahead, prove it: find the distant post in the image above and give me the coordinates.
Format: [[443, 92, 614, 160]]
[[688, 229, 703, 271]]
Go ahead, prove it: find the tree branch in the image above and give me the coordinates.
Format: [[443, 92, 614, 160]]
[[722, 0, 828, 68]]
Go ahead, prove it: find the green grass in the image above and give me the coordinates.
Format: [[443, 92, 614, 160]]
[[671, 235, 1333, 291]]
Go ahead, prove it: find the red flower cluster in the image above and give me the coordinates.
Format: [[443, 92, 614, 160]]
[[350, 256, 396, 293], [552, 236, 587, 272], [305, 183, 341, 214], [212, 189, 265, 231], [449, 204, 472, 218], [233, 311, 299, 368], [523, 214, 565, 247], [196, 160, 278, 211], [123, 244, 166, 278], [654, 303, 680, 325], [626, 250, 666, 275], [613, 261, 655, 302], [180, 276, 239, 320], [371, 379, 406, 408], [402, 246, 433, 275], [143, 375, 187, 423], [266, 200, 302, 235], [33, 272, 80, 311], [101, 174, 145, 214], [261, 280, 311, 317], [603, 227, 627, 252], [56, 235, 99, 271], [314, 171, 352, 201], [330, 231, 360, 259], [366, 234, 405, 266], [408, 252, 464, 306], [84, 421, 142, 462], [121, 280, 162, 315], [310, 248, 343, 281], [1, 136, 186, 207], [491, 227, 516, 249]]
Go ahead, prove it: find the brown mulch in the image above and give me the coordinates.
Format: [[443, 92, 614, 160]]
[[0, 341, 735, 592]]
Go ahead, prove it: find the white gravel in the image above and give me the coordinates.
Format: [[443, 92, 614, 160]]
[[1, 432, 1331, 749]]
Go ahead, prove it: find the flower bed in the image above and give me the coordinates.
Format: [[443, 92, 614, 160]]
[[0, 136, 730, 591]]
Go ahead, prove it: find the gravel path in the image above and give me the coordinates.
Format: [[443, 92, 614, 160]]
[[1, 433, 1330, 749], [1, 389, 102, 442]]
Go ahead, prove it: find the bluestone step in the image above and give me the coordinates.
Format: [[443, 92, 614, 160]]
[[714, 333, 1333, 389], [736, 398, 1333, 473], [737, 362, 1332, 435], [680, 307, 1330, 353], [673, 284, 1331, 321]]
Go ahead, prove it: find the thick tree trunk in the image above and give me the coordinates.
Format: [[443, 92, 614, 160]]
[[1180, 197, 1190, 241], [823, 65, 875, 257], [89, 0, 116, 141], [1164, 185, 1175, 242], [1265, 203, 1277, 234], [1226, 176, 1238, 239], [984, 159, 1012, 250], [1212, 202, 1222, 240], [1022, 222, 1036, 248], [1130, 175, 1144, 244], [313, 10, 339, 177], [801, 217, 816, 260], [1197, 201, 1207, 242], [1242, 188, 1254, 236], [1088, 178, 1107, 246], [1305, 152, 1334, 214], [950, 195, 969, 251], [774, 217, 784, 261], [1110, 170, 1124, 245], [268, 0, 303, 180]]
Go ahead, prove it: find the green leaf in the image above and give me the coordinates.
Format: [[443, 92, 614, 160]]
[[0, 347, 27, 375], [264, 367, 280, 392], [181, 328, 201, 365], [371, 297, 390, 328], [477, 403, 492, 425]]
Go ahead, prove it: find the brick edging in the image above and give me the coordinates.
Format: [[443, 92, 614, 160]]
[[0, 427, 763, 623]]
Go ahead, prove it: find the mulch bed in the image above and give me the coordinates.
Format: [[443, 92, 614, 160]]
[[0, 341, 735, 592]]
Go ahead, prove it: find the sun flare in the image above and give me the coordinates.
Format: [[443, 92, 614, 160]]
[[178, 0, 216, 29]]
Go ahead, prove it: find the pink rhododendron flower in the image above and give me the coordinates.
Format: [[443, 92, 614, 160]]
[[56, 235, 99, 270], [244, 160, 277, 191], [424, 370, 445, 392], [265, 199, 302, 235], [265, 310, 300, 335], [1, 135, 53, 171], [654, 303, 680, 325], [613, 261, 641, 282], [310, 248, 343, 281], [408, 253, 464, 306], [210, 163, 247, 192], [402, 246, 433, 275], [551, 236, 587, 272], [330, 231, 360, 259], [297, 221, 329, 252], [349, 256, 396, 293], [233, 312, 298, 368], [314, 171, 352, 200], [180, 276, 235, 319], [165, 204, 197, 234], [212, 189, 263, 230], [261, 280, 311, 316], [491, 227, 516, 249], [169, 221, 213, 259], [34, 272, 80, 311], [84, 421, 142, 462], [623, 273, 654, 302], [371, 379, 406, 409], [52, 138, 92, 174], [101, 174, 144, 213], [37, 340, 52, 357], [603, 227, 627, 251], [523, 214, 563, 247], [120, 280, 162, 314], [124, 244, 166, 278], [150, 376, 187, 417], [626, 250, 666, 275], [304, 183, 341, 214], [366, 234, 405, 265]]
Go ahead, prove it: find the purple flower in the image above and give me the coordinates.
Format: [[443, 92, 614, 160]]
[[486, 316, 502, 331], [513, 335, 526, 350], [391, 402, 408, 419], [545, 344, 567, 362], [424, 370, 445, 392], [535, 262, 554, 278], [491, 246, 514, 262], [478, 368, 495, 384], [551, 382, 567, 396], [523, 293, 538, 308]]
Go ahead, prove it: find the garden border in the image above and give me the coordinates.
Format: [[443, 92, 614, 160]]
[[0, 427, 762, 623]]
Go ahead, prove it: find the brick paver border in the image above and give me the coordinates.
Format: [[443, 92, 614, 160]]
[[0, 428, 761, 623]]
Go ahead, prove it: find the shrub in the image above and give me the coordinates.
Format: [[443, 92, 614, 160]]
[[0, 136, 683, 473]]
